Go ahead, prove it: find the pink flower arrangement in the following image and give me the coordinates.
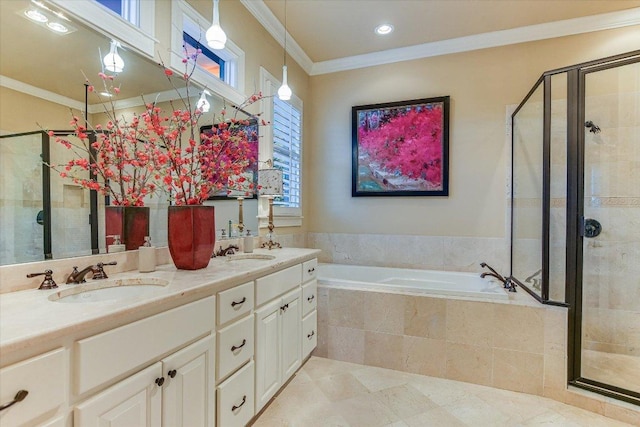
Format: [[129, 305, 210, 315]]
[[48, 47, 266, 207], [48, 73, 163, 206], [148, 64, 264, 204]]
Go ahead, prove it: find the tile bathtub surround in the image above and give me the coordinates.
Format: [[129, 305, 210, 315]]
[[314, 285, 640, 425], [308, 232, 510, 274], [252, 356, 634, 427]]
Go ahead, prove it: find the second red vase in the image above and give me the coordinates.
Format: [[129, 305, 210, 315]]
[[167, 205, 215, 270]]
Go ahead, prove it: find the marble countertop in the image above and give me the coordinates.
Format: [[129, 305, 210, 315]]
[[0, 248, 320, 359]]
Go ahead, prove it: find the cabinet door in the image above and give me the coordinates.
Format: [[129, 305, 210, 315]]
[[162, 335, 215, 427], [281, 288, 302, 381], [255, 298, 282, 412], [75, 362, 162, 427]]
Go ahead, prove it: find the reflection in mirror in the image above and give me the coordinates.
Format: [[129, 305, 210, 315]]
[[0, 0, 258, 265]]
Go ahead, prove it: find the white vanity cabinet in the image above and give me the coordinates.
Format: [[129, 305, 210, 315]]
[[75, 334, 216, 427], [0, 348, 67, 427], [255, 287, 302, 412], [74, 296, 216, 427]]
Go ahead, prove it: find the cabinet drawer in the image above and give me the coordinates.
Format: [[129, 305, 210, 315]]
[[301, 280, 317, 317], [217, 360, 255, 427], [218, 281, 254, 326], [302, 310, 317, 360], [75, 296, 215, 396], [303, 258, 318, 283], [256, 264, 302, 307], [217, 315, 254, 381], [0, 348, 66, 426]]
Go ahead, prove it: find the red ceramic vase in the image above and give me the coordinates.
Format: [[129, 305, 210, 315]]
[[105, 206, 150, 251], [168, 205, 215, 270]]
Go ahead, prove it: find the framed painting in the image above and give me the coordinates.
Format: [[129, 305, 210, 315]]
[[352, 96, 450, 197], [201, 119, 259, 200]]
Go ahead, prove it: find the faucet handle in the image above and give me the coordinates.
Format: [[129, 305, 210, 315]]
[[93, 261, 117, 280], [26, 270, 58, 290]]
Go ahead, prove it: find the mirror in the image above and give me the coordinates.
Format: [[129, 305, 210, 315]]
[[0, 0, 258, 265]]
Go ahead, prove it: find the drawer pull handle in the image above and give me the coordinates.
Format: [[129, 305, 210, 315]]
[[232, 395, 247, 411], [168, 369, 177, 378], [280, 303, 289, 312], [231, 297, 246, 307], [155, 377, 165, 387], [307, 330, 315, 339], [308, 267, 315, 274], [0, 390, 28, 411], [307, 294, 315, 303], [231, 339, 247, 352]]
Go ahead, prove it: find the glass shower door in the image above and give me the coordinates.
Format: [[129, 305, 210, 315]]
[[580, 60, 640, 395]]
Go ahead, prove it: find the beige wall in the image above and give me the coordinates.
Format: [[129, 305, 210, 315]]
[[0, 87, 78, 134], [307, 26, 640, 238]]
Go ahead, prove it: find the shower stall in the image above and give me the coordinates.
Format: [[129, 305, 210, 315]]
[[511, 50, 639, 404]]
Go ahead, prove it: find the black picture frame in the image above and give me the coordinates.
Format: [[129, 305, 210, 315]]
[[352, 96, 450, 197]]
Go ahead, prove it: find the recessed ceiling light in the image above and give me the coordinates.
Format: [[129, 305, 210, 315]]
[[47, 22, 69, 33], [375, 24, 394, 35], [24, 9, 48, 22]]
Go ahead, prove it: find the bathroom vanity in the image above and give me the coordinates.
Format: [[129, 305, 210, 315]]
[[0, 248, 320, 426]]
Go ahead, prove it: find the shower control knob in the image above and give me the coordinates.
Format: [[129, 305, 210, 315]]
[[583, 218, 602, 238]]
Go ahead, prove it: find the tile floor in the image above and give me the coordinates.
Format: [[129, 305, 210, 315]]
[[251, 357, 634, 427]]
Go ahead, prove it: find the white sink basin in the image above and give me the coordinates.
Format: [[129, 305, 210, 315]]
[[225, 254, 276, 261], [49, 278, 169, 303]]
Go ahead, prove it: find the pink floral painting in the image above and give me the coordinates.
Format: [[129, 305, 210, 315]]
[[352, 97, 449, 196]]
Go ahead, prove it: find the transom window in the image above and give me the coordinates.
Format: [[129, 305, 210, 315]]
[[95, 0, 139, 27]]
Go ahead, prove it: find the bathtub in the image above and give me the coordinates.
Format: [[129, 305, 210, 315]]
[[317, 263, 508, 300]]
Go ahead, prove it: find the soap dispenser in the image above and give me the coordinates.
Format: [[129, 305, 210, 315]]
[[243, 229, 254, 253], [138, 236, 156, 273], [108, 235, 126, 253]]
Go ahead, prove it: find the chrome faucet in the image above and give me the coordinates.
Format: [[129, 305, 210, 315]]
[[66, 261, 117, 284]]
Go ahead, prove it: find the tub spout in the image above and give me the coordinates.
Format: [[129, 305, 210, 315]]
[[480, 263, 516, 292]]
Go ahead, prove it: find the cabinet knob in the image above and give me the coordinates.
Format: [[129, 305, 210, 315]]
[[231, 297, 246, 308], [231, 395, 247, 411], [307, 330, 315, 339], [155, 377, 165, 386], [231, 339, 247, 352], [168, 369, 177, 378], [0, 390, 28, 412], [307, 294, 315, 303]]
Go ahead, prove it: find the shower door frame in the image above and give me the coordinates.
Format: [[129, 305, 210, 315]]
[[567, 53, 640, 405]]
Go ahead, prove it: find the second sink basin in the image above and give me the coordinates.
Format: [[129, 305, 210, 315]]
[[49, 278, 169, 303]]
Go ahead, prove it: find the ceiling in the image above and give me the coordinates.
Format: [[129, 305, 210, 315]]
[[260, 0, 640, 69]]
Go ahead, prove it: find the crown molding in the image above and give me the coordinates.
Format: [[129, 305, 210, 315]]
[[239, 0, 314, 74], [241, 2, 640, 76], [1, 75, 85, 112], [311, 7, 640, 75]]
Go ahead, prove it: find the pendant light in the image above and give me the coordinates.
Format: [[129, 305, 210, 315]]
[[103, 40, 124, 73], [206, 0, 227, 50], [277, 0, 292, 101], [197, 90, 211, 112]]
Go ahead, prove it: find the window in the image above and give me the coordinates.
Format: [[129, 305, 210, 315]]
[[183, 32, 225, 80], [170, 0, 246, 105], [259, 67, 303, 227], [95, 0, 139, 27], [273, 97, 301, 208]]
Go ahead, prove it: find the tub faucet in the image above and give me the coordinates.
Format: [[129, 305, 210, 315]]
[[480, 262, 517, 292]]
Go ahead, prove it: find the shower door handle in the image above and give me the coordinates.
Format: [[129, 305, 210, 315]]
[[581, 217, 602, 238]]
